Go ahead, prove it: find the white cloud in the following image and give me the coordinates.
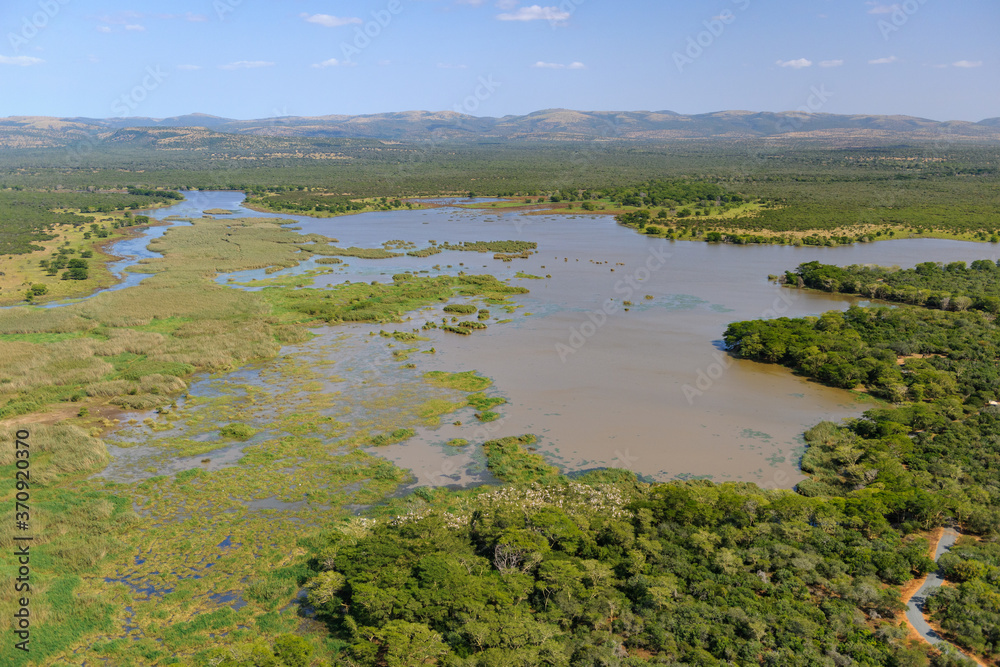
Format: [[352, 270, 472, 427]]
[[866, 3, 899, 14], [819, 59, 844, 68], [953, 60, 983, 68], [155, 13, 209, 22], [220, 61, 275, 70], [437, 62, 469, 69], [496, 0, 519, 9], [96, 25, 112, 33], [301, 13, 362, 28], [869, 55, 899, 64], [124, 24, 145, 31], [776, 58, 813, 69], [98, 11, 141, 25], [312, 58, 356, 68], [0, 55, 44, 66], [497, 5, 570, 21], [177, 64, 202, 71], [531, 61, 585, 69]]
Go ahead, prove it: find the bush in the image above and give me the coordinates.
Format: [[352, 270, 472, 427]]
[[273, 634, 313, 667]]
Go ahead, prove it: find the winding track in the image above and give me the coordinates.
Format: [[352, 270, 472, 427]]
[[905, 528, 988, 665], [906, 527, 959, 645]]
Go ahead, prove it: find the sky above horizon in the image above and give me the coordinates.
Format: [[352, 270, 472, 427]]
[[0, 0, 996, 122]]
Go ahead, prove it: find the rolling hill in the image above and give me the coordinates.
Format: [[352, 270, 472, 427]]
[[0, 109, 998, 149]]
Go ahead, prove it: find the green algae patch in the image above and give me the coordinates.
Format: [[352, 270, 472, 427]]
[[482, 434, 559, 484], [219, 423, 258, 441], [417, 398, 466, 426], [369, 427, 416, 447], [423, 370, 492, 392]]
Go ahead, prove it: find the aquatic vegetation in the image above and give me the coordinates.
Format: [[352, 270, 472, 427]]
[[443, 304, 477, 314], [494, 251, 532, 261], [379, 330, 428, 342], [297, 243, 402, 259], [267, 273, 526, 325], [438, 240, 537, 254], [369, 428, 416, 447], [482, 434, 558, 484], [219, 423, 257, 441], [446, 438, 469, 447], [456, 320, 487, 330], [406, 246, 443, 257], [417, 398, 466, 426], [423, 370, 492, 392], [467, 393, 506, 411], [442, 325, 471, 335]]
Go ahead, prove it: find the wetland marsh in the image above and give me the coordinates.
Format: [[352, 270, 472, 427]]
[[6, 189, 1000, 664], [122, 191, 1000, 488]]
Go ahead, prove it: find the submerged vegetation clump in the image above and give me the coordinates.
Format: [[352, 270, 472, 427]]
[[219, 423, 257, 441], [423, 370, 492, 392], [369, 428, 416, 447], [442, 304, 477, 314]]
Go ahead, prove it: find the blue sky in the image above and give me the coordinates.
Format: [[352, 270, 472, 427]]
[[0, 0, 996, 121]]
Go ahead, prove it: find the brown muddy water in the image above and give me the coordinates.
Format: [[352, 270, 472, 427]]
[[105, 191, 1000, 490]]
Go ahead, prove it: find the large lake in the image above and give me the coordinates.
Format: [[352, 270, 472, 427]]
[[103, 191, 1000, 490]]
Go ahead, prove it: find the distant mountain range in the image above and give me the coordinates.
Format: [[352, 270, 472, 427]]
[[1, 109, 998, 149]]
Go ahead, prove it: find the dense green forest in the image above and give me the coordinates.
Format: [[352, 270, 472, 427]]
[[787, 259, 1000, 312], [0, 189, 179, 255], [1, 141, 998, 243], [722, 267, 1000, 662], [299, 473, 936, 666], [929, 539, 1000, 657]]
